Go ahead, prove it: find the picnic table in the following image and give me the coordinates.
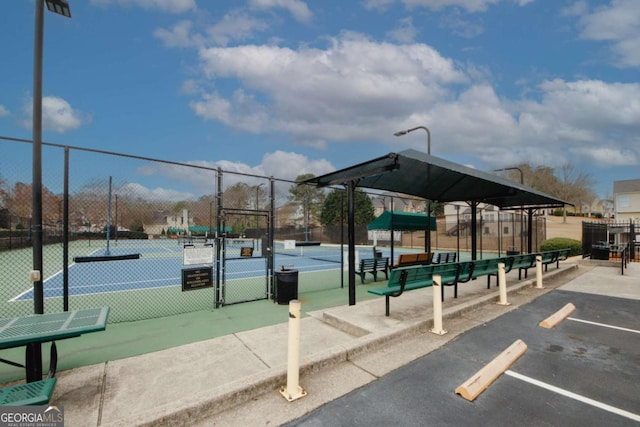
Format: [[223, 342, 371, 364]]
[[0, 307, 110, 383]]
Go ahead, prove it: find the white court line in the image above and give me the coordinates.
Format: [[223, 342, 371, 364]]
[[505, 370, 640, 422], [568, 317, 640, 334]]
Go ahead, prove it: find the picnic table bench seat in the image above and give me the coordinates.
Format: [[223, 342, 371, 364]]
[[357, 257, 389, 283], [0, 378, 56, 406]]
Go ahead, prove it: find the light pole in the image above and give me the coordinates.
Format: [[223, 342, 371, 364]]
[[29, 0, 71, 383], [394, 126, 431, 155], [32, 0, 71, 316], [394, 125, 432, 252]]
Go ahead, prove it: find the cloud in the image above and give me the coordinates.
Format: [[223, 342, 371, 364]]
[[21, 96, 90, 133], [90, 0, 196, 13], [155, 11, 269, 48], [134, 150, 334, 201], [571, 146, 638, 167], [119, 182, 196, 201], [576, 0, 640, 67], [191, 33, 467, 142], [154, 20, 199, 48], [527, 79, 640, 131], [206, 10, 269, 46], [249, 0, 312, 22], [560, 1, 589, 17], [386, 17, 419, 43], [512, 79, 640, 167], [0, 105, 9, 117], [365, 0, 503, 13], [182, 29, 640, 172], [439, 9, 485, 38]]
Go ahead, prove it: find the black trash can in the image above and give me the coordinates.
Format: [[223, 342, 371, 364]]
[[591, 244, 610, 260], [275, 268, 299, 305]]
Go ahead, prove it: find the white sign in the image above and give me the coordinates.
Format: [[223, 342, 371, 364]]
[[284, 240, 296, 249], [183, 245, 214, 265]]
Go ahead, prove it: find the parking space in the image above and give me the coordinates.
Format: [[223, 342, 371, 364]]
[[288, 289, 640, 426]]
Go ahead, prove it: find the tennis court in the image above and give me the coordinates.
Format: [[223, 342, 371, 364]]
[[3, 237, 476, 323], [9, 239, 384, 302]]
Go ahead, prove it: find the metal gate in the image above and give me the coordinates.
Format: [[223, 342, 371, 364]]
[[217, 211, 272, 305], [582, 220, 638, 261]]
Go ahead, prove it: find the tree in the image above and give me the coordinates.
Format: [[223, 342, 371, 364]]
[[555, 163, 595, 222], [498, 162, 595, 221], [289, 174, 326, 226], [320, 188, 375, 226]]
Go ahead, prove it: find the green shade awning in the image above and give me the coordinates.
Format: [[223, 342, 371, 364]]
[[367, 211, 436, 231]]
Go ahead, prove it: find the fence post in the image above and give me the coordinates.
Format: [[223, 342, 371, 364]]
[[497, 262, 510, 305], [430, 275, 447, 335], [280, 300, 307, 401]]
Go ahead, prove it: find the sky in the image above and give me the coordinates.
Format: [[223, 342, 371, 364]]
[[1, 0, 639, 204]]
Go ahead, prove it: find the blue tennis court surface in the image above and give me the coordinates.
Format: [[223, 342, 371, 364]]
[[11, 240, 448, 302], [11, 242, 367, 301]]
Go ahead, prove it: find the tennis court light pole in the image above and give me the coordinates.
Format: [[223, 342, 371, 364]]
[[394, 126, 431, 252], [32, 0, 71, 316], [29, 0, 71, 383]]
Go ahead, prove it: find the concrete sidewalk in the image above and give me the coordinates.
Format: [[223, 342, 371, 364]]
[[51, 259, 638, 426]]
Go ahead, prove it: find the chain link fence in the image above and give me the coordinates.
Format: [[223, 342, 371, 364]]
[[1, 136, 546, 323]]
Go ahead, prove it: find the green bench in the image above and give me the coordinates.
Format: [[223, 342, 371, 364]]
[[468, 258, 505, 288], [540, 248, 571, 271], [0, 378, 56, 406], [357, 257, 389, 284], [367, 251, 570, 316], [433, 252, 457, 264], [507, 253, 538, 281], [509, 249, 571, 281], [368, 262, 473, 316]]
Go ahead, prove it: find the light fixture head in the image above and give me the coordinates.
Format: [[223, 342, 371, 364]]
[[46, 0, 72, 18]]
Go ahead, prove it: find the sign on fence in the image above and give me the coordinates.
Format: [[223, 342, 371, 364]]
[[183, 245, 214, 265], [182, 267, 213, 291]]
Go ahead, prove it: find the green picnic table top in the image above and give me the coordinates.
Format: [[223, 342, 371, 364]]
[[0, 307, 110, 350]]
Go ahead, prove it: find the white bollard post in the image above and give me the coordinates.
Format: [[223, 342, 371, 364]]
[[279, 300, 307, 402], [535, 255, 544, 289], [497, 262, 510, 306], [430, 275, 447, 335]]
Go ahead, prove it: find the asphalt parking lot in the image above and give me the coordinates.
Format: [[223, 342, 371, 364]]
[[287, 289, 640, 426]]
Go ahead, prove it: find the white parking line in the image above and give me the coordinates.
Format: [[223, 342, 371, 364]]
[[505, 370, 640, 422], [568, 317, 640, 334]]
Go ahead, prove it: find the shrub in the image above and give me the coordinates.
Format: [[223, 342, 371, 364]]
[[540, 237, 582, 256]]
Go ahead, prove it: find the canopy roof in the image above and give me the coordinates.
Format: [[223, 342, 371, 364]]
[[367, 211, 436, 231], [306, 149, 570, 210]]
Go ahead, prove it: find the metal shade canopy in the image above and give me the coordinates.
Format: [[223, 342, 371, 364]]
[[305, 149, 570, 210]]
